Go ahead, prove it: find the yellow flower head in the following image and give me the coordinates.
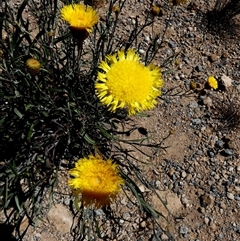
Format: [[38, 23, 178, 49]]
[[95, 49, 164, 115], [68, 155, 124, 208], [60, 3, 99, 40], [26, 58, 41, 75], [112, 5, 120, 15], [207, 76, 218, 90], [151, 5, 162, 17]]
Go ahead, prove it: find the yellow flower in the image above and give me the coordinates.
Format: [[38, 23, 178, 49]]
[[151, 5, 163, 17], [112, 5, 120, 15], [95, 49, 164, 115], [60, 3, 99, 41], [68, 155, 124, 208], [26, 58, 41, 75], [207, 76, 218, 90]]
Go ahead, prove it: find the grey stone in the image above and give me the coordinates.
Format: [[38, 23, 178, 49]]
[[179, 226, 189, 234], [192, 119, 201, 125], [195, 65, 203, 72], [189, 101, 198, 108], [216, 140, 224, 148], [223, 149, 233, 156]]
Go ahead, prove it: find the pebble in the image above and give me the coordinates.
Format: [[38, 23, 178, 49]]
[[210, 221, 217, 231], [189, 101, 198, 108], [145, 35, 150, 42], [139, 185, 145, 192], [227, 192, 235, 200], [169, 41, 177, 48], [216, 140, 224, 148], [161, 233, 169, 240], [179, 226, 189, 235], [223, 149, 233, 156], [234, 195, 240, 201], [155, 180, 161, 188], [200, 193, 215, 207], [140, 221, 146, 228], [195, 65, 203, 72], [181, 171, 187, 178], [204, 217, 210, 225], [192, 119, 201, 125], [209, 54, 219, 62]]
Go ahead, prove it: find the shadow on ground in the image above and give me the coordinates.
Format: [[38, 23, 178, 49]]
[[0, 223, 17, 241]]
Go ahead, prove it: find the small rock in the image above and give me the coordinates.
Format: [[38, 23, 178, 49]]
[[234, 194, 240, 201], [210, 221, 217, 231], [179, 226, 189, 234], [209, 54, 219, 62], [119, 219, 124, 224], [227, 192, 235, 200], [145, 35, 150, 42], [94, 209, 104, 216], [181, 196, 189, 207], [222, 149, 233, 156], [169, 41, 177, 48], [181, 171, 187, 178], [195, 65, 203, 72], [200, 193, 215, 207], [198, 207, 205, 214], [140, 221, 146, 228], [161, 233, 169, 240], [216, 140, 224, 148], [235, 186, 240, 192], [204, 217, 210, 225], [208, 151, 215, 158], [155, 180, 161, 188], [221, 74, 232, 89], [189, 101, 198, 108], [192, 119, 201, 125], [47, 204, 74, 234], [139, 185, 145, 192], [220, 201, 226, 209], [203, 97, 213, 106]]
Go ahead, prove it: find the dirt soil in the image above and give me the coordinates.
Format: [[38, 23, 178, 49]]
[[2, 0, 240, 240]]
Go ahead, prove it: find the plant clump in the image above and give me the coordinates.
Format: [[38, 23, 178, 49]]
[[0, 0, 176, 240]]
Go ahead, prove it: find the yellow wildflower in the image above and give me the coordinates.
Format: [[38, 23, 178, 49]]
[[26, 58, 41, 75], [151, 5, 163, 17], [60, 3, 99, 41], [207, 76, 218, 90], [68, 155, 124, 208], [95, 49, 164, 115], [112, 5, 120, 15]]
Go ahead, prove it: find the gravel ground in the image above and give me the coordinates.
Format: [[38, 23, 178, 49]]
[[2, 0, 240, 240]]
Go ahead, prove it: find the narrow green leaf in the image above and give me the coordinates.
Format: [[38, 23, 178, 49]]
[[96, 124, 114, 139], [14, 108, 23, 119], [14, 196, 22, 212], [83, 133, 96, 145], [4, 178, 9, 207], [27, 123, 35, 141], [74, 196, 81, 212]]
